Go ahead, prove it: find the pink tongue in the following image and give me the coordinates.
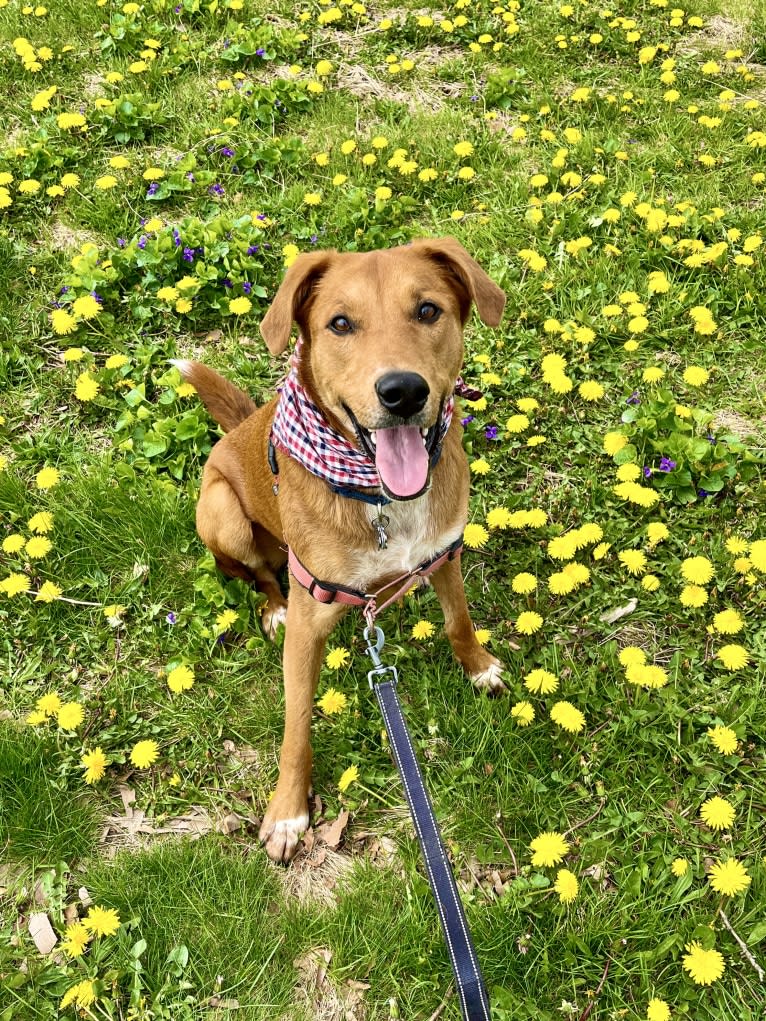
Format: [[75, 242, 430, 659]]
[[374, 426, 429, 498]]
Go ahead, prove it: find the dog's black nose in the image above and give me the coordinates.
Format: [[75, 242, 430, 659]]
[[375, 372, 430, 419]]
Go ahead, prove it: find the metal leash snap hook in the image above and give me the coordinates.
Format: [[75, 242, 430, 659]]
[[363, 623, 398, 689], [363, 624, 385, 666]]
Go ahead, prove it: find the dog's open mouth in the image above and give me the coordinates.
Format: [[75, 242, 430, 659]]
[[344, 405, 443, 501]]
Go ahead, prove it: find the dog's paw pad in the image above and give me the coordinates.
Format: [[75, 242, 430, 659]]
[[259, 813, 308, 863], [469, 661, 506, 694]]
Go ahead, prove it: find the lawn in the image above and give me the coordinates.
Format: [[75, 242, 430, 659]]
[[1, 0, 765, 1016]]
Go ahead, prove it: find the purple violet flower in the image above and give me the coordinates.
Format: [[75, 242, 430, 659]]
[[626, 391, 640, 405], [643, 466, 652, 478], [166, 611, 177, 624], [658, 457, 676, 472], [485, 425, 499, 440], [182, 247, 196, 263]]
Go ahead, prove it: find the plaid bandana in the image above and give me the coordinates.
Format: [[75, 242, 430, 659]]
[[270, 345, 455, 491]]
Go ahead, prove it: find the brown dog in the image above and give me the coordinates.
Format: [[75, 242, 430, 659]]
[[175, 237, 507, 862]]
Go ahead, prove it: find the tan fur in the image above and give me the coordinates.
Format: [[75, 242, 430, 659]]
[[178, 237, 507, 863]]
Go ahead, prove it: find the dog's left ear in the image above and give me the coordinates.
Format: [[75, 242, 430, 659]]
[[411, 236, 506, 327], [260, 250, 336, 355]]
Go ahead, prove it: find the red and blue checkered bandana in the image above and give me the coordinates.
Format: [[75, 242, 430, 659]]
[[270, 342, 455, 490]]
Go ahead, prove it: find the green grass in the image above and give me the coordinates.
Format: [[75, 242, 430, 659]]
[[2, 0, 766, 1016]]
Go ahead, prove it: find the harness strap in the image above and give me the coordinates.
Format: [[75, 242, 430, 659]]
[[367, 648, 491, 1021], [287, 538, 463, 611]]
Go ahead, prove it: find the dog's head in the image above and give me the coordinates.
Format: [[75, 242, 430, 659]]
[[260, 237, 505, 501]]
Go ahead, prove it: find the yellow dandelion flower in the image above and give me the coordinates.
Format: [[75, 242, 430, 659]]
[[511, 700, 535, 726], [707, 725, 738, 755], [512, 572, 537, 595], [56, 702, 84, 730], [524, 668, 558, 694], [325, 647, 350, 669], [619, 549, 647, 575], [35, 581, 62, 602], [700, 795, 735, 830], [25, 535, 52, 558], [317, 688, 347, 715], [708, 858, 751, 896], [463, 523, 489, 549], [60, 980, 96, 1010], [130, 739, 159, 768], [682, 942, 725, 986], [337, 764, 359, 792], [530, 830, 569, 867], [83, 904, 121, 936], [553, 868, 579, 902], [81, 747, 108, 784], [680, 584, 707, 608], [550, 700, 585, 733], [680, 556, 713, 585], [167, 664, 194, 692], [716, 644, 750, 671], [516, 612, 543, 636], [713, 609, 744, 634], [411, 620, 435, 640]]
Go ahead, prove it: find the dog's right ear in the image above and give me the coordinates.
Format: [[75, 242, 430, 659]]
[[260, 250, 335, 355]]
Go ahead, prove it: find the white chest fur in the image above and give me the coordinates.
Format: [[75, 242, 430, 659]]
[[344, 493, 464, 592]]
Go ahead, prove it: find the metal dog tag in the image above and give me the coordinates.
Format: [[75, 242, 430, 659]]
[[372, 506, 389, 550]]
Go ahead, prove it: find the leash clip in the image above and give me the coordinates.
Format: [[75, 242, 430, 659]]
[[363, 624, 398, 689]]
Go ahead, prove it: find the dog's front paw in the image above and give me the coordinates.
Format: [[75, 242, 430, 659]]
[[262, 601, 288, 642], [469, 657, 507, 695], [259, 810, 309, 863]]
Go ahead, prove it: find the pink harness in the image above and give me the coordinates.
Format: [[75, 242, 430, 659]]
[[288, 538, 463, 623]]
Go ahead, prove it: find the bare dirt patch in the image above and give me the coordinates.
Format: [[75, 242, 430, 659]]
[[676, 15, 750, 56], [712, 408, 766, 441], [336, 62, 465, 112], [287, 948, 368, 1021], [48, 221, 98, 252]]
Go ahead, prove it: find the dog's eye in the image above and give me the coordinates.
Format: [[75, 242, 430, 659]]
[[417, 302, 441, 322], [329, 315, 353, 335]]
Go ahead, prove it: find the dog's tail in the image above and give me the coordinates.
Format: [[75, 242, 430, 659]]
[[171, 360, 257, 433]]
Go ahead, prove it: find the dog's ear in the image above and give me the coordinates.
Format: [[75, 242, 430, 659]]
[[260, 250, 336, 355], [411, 236, 506, 327]]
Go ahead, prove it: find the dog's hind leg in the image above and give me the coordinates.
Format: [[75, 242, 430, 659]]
[[430, 554, 507, 694], [196, 465, 288, 638]]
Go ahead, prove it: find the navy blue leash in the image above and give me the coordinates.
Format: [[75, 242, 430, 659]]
[[363, 623, 492, 1021]]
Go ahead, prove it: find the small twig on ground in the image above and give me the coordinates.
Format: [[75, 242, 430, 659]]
[[719, 908, 765, 982], [495, 822, 518, 876], [24, 591, 103, 607], [426, 988, 452, 1021], [577, 956, 611, 1021], [565, 798, 607, 837]]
